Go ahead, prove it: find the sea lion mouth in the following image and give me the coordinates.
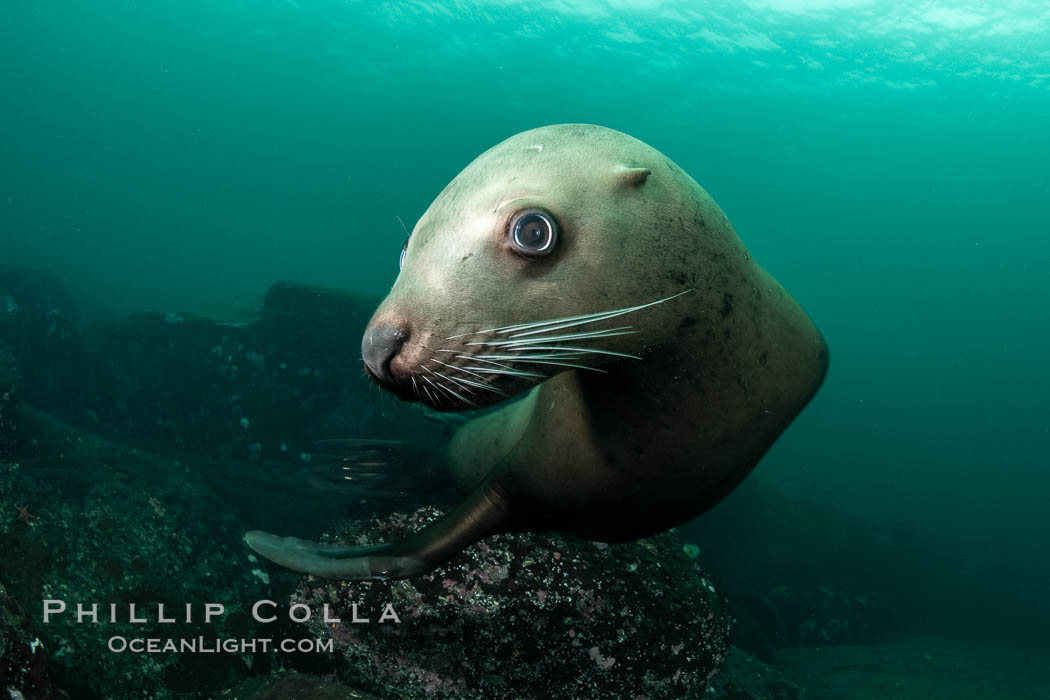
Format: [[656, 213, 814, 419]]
[[367, 291, 694, 412]]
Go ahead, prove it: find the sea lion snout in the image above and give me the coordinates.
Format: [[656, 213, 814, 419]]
[[362, 323, 409, 386]]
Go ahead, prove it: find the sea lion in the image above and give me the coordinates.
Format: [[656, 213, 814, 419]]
[[246, 124, 828, 580]]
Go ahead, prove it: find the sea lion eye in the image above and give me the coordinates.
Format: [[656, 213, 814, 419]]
[[399, 240, 408, 270], [509, 209, 557, 256]]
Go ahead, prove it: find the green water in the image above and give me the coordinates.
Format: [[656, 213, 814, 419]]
[[2, 0, 1048, 677]]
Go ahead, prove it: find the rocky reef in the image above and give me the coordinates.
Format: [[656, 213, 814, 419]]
[[0, 276, 439, 462], [706, 647, 807, 700], [222, 670, 381, 699], [0, 408, 272, 697], [289, 507, 730, 699], [0, 269, 408, 698], [0, 338, 17, 456], [0, 579, 61, 699]]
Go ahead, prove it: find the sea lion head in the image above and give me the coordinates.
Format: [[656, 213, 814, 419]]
[[362, 124, 744, 410]]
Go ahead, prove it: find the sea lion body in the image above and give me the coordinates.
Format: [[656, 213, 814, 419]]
[[246, 124, 827, 579]]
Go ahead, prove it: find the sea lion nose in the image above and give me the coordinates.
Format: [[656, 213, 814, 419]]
[[362, 324, 408, 385]]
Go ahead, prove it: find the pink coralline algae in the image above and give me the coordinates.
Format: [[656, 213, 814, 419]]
[[588, 646, 617, 670]]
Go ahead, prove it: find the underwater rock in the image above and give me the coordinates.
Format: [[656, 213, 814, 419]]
[[77, 281, 441, 460], [707, 646, 806, 700], [0, 340, 20, 388], [0, 269, 117, 435], [0, 289, 19, 336], [732, 585, 898, 648], [682, 478, 900, 653], [84, 310, 269, 453], [0, 406, 271, 699], [0, 341, 19, 458], [0, 271, 441, 462], [0, 580, 62, 699], [287, 507, 731, 700], [727, 601, 777, 663], [0, 266, 79, 322], [222, 671, 380, 699], [256, 281, 375, 358], [248, 281, 439, 452]]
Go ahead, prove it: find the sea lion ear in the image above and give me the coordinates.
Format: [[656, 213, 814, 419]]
[[615, 166, 651, 189]]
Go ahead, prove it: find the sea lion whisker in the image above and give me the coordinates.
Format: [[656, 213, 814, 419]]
[[503, 359, 608, 373], [453, 310, 625, 338], [458, 309, 627, 337], [459, 365, 545, 379], [447, 373, 507, 395], [421, 365, 450, 381], [474, 354, 607, 372], [437, 375, 478, 401], [455, 290, 693, 338], [502, 350, 592, 358], [479, 337, 635, 351], [429, 375, 477, 407], [428, 365, 490, 397], [476, 353, 598, 361], [499, 310, 647, 337], [503, 346, 643, 360], [455, 355, 517, 370], [466, 326, 633, 346], [422, 367, 468, 395], [420, 380, 441, 407], [423, 366, 474, 396], [431, 358, 486, 379], [511, 324, 634, 338], [430, 360, 508, 394], [421, 376, 451, 408], [467, 328, 636, 347], [395, 213, 411, 237], [466, 342, 594, 355], [506, 326, 636, 341]]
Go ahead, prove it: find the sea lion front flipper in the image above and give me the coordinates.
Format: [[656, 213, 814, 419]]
[[244, 477, 509, 581]]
